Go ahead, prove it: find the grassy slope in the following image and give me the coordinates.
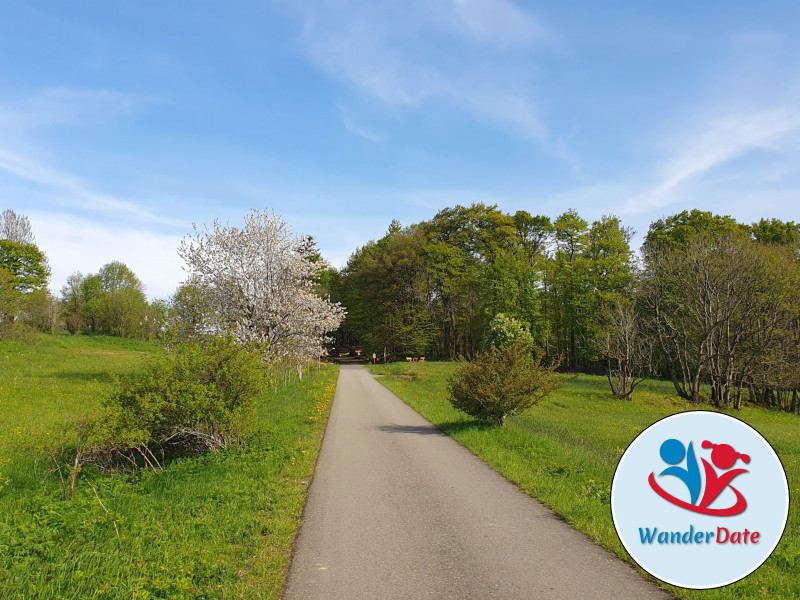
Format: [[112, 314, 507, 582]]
[[0, 334, 156, 445], [0, 333, 337, 599], [368, 361, 800, 600]]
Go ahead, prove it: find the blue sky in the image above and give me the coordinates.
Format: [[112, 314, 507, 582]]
[[2, 1, 799, 299]]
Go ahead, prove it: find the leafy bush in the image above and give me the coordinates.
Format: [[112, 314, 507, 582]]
[[21, 289, 61, 333], [447, 340, 560, 426], [486, 312, 534, 349], [83, 336, 268, 470]]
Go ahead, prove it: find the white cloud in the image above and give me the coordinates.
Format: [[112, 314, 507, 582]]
[[31, 212, 185, 300]]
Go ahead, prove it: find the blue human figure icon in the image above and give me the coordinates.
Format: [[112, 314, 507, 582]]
[[658, 439, 701, 505]]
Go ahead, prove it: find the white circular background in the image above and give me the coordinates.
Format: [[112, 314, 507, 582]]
[[611, 411, 789, 589]]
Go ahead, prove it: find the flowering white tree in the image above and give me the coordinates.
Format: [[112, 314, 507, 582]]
[[178, 209, 345, 371]]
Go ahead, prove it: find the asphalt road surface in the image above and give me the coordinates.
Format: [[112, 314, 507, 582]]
[[282, 361, 671, 599]]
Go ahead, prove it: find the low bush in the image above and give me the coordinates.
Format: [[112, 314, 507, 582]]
[[80, 336, 269, 472], [447, 340, 560, 426]]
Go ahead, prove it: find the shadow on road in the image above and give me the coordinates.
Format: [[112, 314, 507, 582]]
[[334, 357, 368, 366], [376, 420, 496, 436], [376, 424, 444, 436]]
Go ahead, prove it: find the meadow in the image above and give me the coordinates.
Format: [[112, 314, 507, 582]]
[[368, 361, 800, 600], [0, 333, 336, 599]]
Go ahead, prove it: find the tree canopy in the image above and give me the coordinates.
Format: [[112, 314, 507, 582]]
[[0, 240, 49, 293], [179, 209, 345, 367], [335, 205, 800, 414]]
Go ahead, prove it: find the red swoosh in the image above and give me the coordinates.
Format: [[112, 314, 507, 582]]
[[648, 472, 747, 516]]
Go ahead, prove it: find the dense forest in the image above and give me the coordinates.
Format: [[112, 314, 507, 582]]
[[331, 205, 800, 413]]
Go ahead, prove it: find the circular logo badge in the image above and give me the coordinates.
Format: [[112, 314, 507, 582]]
[[611, 411, 789, 589]]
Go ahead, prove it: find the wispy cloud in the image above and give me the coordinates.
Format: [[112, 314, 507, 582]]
[[554, 126, 583, 178], [0, 146, 181, 225], [0, 87, 151, 133], [627, 105, 800, 212], [0, 87, 180, 226], [451, 0, 551, 46], [291, 0, 552, 141], [337, 103, 383, 142]]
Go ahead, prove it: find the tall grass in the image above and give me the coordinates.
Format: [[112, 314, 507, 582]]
[[368, 361, 800, 600], [0, 333, 337, 599]]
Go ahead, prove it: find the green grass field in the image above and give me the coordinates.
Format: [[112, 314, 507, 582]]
[[368, 361, 800, 600], [0, 333, 337, 599]]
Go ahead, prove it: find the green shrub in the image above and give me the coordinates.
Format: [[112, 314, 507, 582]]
[[447, 340, 560, 426], [83, 336, 268, 470], [486, 312, 534, 349]]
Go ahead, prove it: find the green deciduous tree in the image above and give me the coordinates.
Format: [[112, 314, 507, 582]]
[[98, 260, 145, 293], [59, 263, 155, 339], [642, 232, 798, 406], [61, 272, 86, 334], [21, 289, 61, 334], [586, 215, 635, 302], [425, 203, 523, 357], [0, 240, 49, 292], [643, 209, 748, 256], [338, 223, 433, 357], [169, 276, 214, 340], [95, 287, 151, 338], [548, 209, 590, 368], [0, 267, 21, 330], [0, 235, 50, 337], [80, 274, 105, 332], [750, 218, 800, 247]]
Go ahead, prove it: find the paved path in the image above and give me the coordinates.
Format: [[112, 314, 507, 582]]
[[283, 361, 671, 599]]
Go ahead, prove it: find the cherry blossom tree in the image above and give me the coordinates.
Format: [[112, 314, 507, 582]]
[[178, 209, 345, 373]]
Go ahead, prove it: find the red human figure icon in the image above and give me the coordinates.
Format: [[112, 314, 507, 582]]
[[698, 441, 750, 511]]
